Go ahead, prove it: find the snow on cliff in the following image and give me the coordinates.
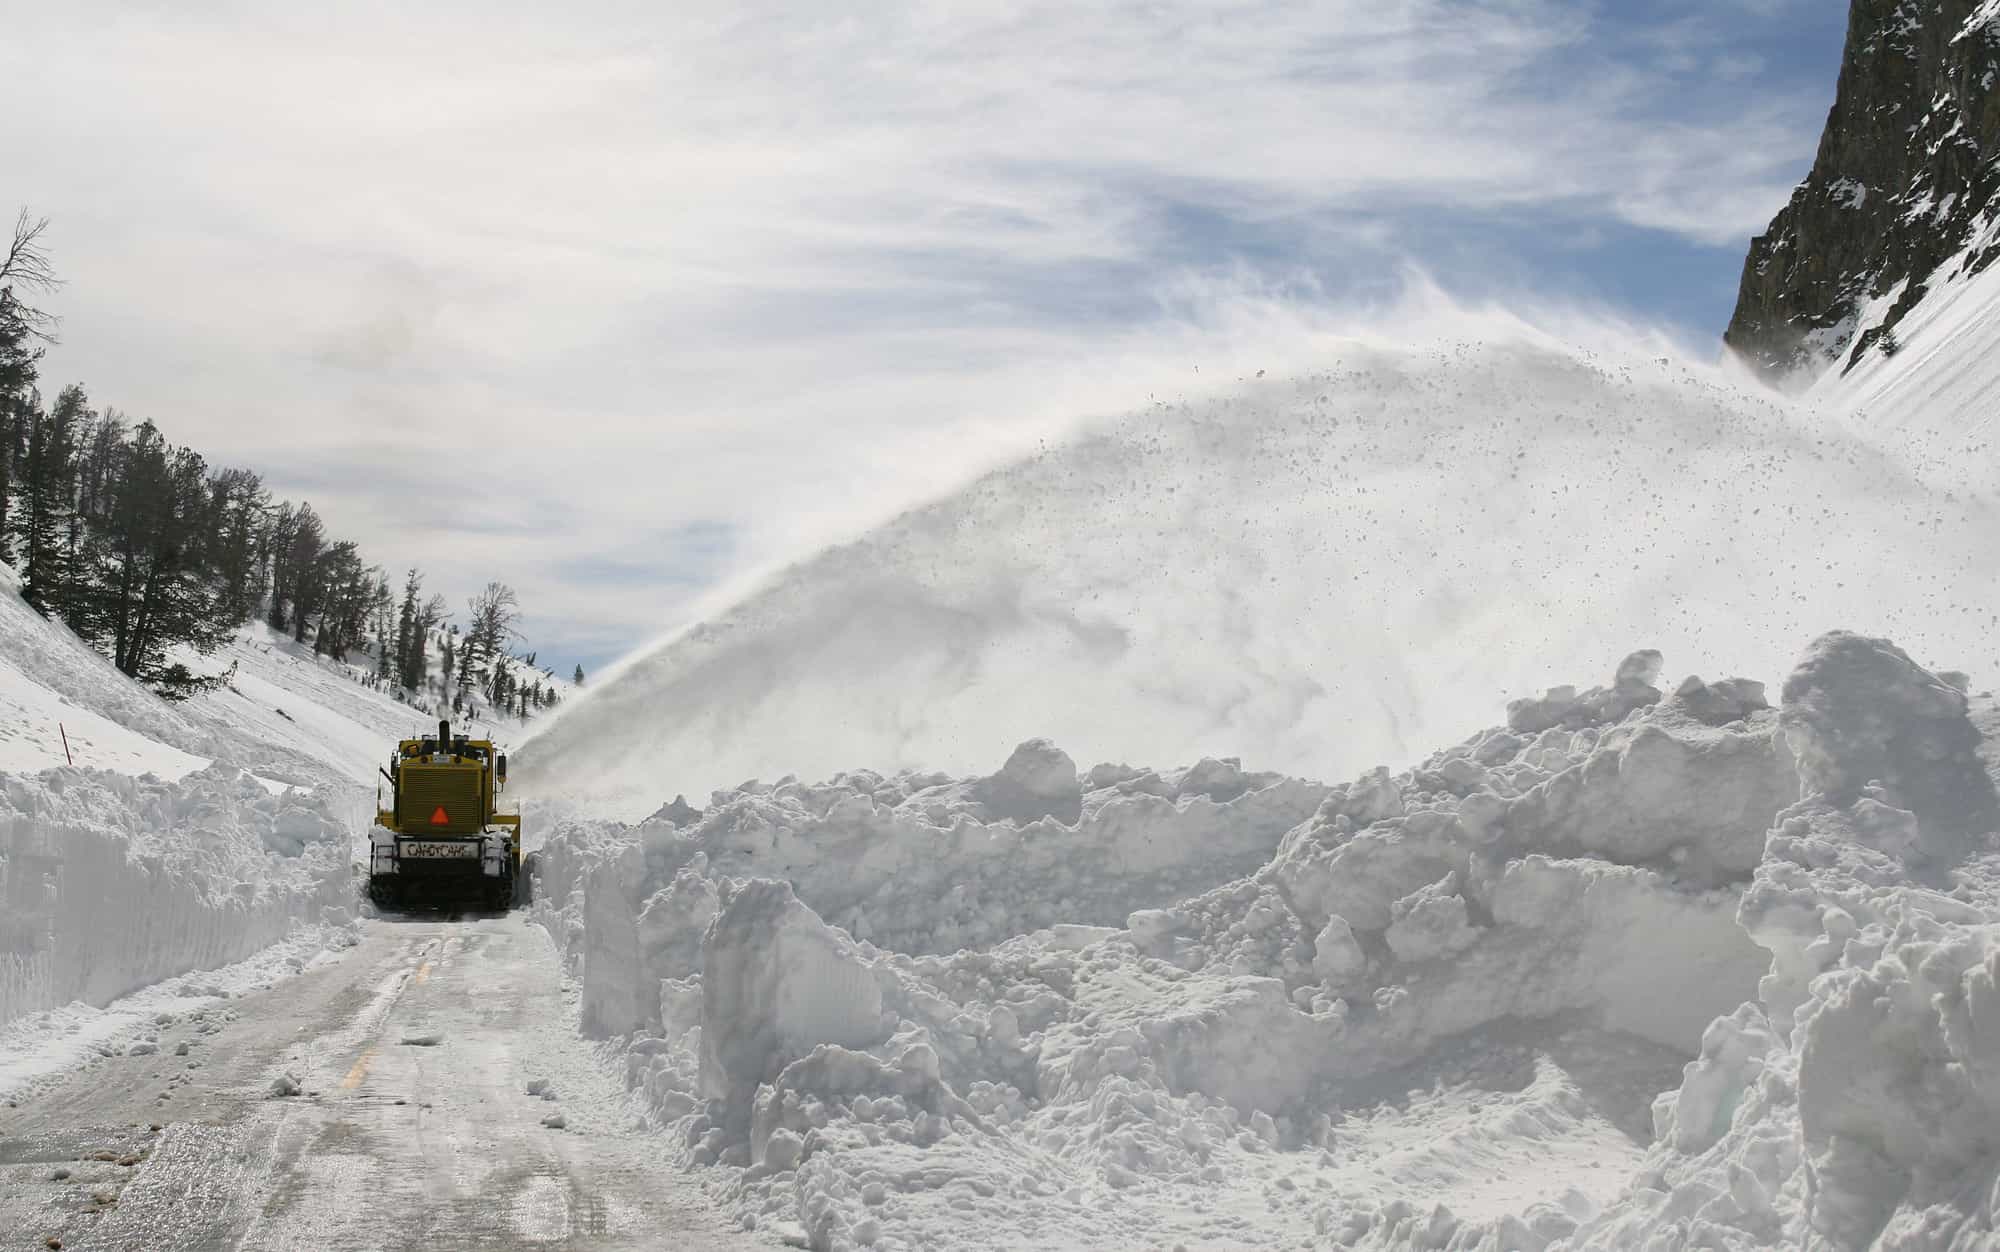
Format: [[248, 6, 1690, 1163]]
[[518, 338, 1999, 818], [1813, 207, 2000, 434], [535, 633, 2000, 1250]]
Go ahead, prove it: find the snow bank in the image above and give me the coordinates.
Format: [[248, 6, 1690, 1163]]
[[519, 339, 2000, 815], [0, 764, 358, 1031], [1569, 634, 2000, 1251], [533, 745, 1324, 1040], [524, 632, 2000, 1250]]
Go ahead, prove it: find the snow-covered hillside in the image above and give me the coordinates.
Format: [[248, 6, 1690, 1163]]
[[519, 337, 1999, 816], [0, 562, 555, 1057], [0, 560, 210, 779], [1813, 207, 2000, 434], [536, 632, 2000, 1250], [1, 554, 557, 790]]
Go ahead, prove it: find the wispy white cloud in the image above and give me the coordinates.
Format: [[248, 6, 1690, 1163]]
[[0, 0, 1833, 667]]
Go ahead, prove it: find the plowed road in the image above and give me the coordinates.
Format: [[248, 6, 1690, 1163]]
[[0, 916, 764, 1251]]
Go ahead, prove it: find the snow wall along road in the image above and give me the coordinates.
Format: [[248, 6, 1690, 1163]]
[[516, 338, 1999, 818], [532, 633, 2000, 1250]]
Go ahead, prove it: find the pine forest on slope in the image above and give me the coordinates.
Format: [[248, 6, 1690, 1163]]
[[0, 212, 571, 718]]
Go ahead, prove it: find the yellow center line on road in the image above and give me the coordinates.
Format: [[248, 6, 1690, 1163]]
[[340, 1046, 378, 1090], [340, 950, 438, 1091]]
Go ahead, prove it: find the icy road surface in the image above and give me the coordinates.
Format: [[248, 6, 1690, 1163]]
[[0, 916, 762, 1251]]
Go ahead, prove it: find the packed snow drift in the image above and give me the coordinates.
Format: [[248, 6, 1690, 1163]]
[[0, 555, 513, 1073], [534, 632, 2000, 1249], [0, 764, 357, 1040], [518, 338, 1999, 817]]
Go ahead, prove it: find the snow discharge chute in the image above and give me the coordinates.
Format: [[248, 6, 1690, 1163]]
[[519, 338, 1999, 817]]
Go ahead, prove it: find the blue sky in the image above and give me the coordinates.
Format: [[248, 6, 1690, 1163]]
[[3, 1, 1851, 676]]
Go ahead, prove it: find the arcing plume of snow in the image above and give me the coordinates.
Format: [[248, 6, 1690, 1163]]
[[518, 333, 1999, 817], [0, 764, 360, 1039], [533, 632, 2000, 1249]]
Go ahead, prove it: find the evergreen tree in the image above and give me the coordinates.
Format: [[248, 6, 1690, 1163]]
[[75, 408, 124, 521], [488, 654, 511, 709], [97, 421, 233, 696], [0, 211, 59, 565], [262, 502, 300, 632], [307, 541, 374, 659], [371, 572, 394, 680], [417, 593, 446, 684], [19, 384, 84, 614], [281, 504, 325, 645], [206, 466, 270, 624], [393, 569, 422, 689], [0, 212, 556, 702], [573, 663, 585, 686]]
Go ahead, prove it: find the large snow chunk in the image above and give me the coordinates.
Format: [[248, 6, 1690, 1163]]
[[1311, 915, 1368, 992], [636, 866, 722, 984], [578, 840, 650, 1036], [1781, 630, 1998, 840], [699, 881, 891, 1133], [1505, 649, 1664, 733], [1485, 856, 1765, 1052], [1657, 1002, 1778, 1154], [1502, 712, 1796, 883], [974, 738, 1082, 824], [1668, 675, 1770, 727], [1383, 875, 1480, 963]]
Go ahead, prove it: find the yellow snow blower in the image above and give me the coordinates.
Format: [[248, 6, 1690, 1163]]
[[368, 719, 524, 910]]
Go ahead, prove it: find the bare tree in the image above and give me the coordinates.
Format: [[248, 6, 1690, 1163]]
[[1, 210, 60, 346], [463, 581, 521, 687], [1, 210, 61, 562]]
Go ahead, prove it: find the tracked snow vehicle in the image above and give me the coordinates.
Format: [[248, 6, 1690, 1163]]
[[368, 720, 525, 910]]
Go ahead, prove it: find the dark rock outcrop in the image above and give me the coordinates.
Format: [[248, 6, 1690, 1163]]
[[1725, 1, 2000, 381]]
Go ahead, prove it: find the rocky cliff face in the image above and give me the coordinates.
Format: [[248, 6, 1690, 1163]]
[[1725, 0, 2000, 381]]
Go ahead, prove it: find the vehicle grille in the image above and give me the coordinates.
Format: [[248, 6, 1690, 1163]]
[[398, 765, 486, 834]]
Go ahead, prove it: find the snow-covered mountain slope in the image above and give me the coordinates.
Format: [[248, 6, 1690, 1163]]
[[1812, 208, 2000, 433], [0, 556, 551, 790], [0, 561, 210, 779], [0, 563, 555, 1051], [535, 631, 2000, 1250], [191, 623, 560, 789], [1725, 0, 2000, 381], [519, 337, 2000, 817]]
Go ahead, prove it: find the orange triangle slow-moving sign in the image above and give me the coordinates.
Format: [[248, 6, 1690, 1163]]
[[430, 805, 450, 826]]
